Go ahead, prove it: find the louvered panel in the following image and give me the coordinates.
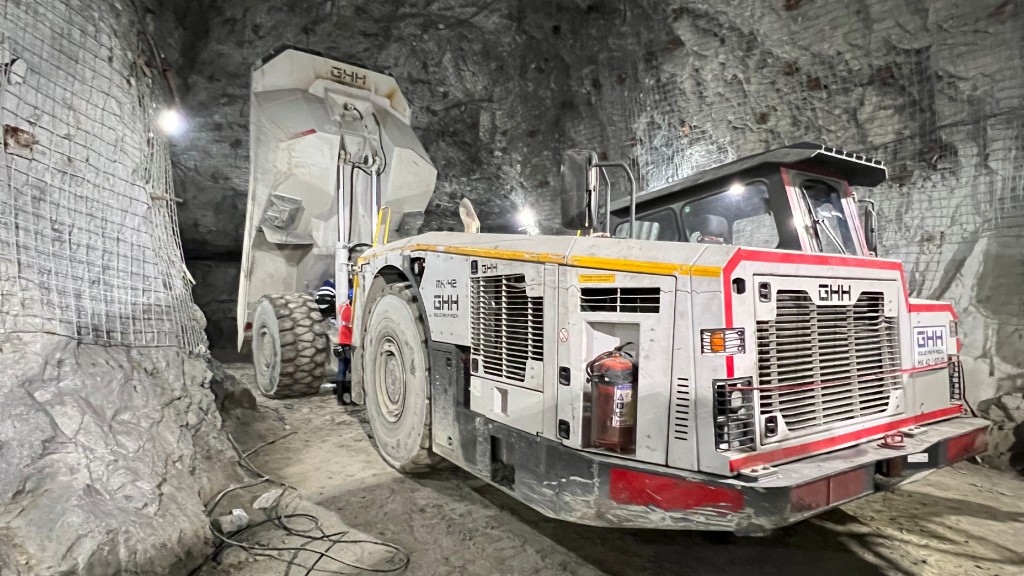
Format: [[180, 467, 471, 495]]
[[672, 378, 692, 441], [470, 274, 544, 383], [580, 287, 661, 313], [757, 289, 902, 435]]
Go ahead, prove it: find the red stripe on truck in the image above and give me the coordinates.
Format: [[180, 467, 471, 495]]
[[900, 362, 949, 375], [728, 405, 963, 473], [908, 301, 959, 319], [720, 247, 907, 378], [718, 247, 958, 377], [608, 468, 744, 513], [945, 428, 988, 463], [789, 467, 871, 514]]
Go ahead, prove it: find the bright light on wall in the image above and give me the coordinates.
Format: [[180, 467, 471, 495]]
[[156, 108, 188, 137], [517, 207, 540, 235], [728, 182, 745, 194]]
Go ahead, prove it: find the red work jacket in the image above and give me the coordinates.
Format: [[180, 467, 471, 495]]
[[338, 303, 353, 345]]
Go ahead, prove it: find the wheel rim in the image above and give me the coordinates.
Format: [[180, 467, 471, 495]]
[[256, 325, 277, 394], [376, 335, 406, 423]]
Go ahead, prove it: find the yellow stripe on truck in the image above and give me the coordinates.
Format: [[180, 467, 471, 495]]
[[690, 266, 723, 278], [360, 243, 722, 278], [432, 245, 564, 264]]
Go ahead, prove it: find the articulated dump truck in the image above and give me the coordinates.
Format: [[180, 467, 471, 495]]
[[238, 47, 989, 534]]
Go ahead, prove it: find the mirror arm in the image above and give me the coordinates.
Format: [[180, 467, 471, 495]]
[[594, 161, 637, 238]]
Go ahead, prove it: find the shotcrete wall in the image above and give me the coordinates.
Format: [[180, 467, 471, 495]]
[[171, 0, 1023, 471], [0, 1, 234, 573]]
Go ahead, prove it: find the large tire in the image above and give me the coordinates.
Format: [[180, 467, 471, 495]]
[[361, 282, 441, 473], [251, 293, 329, 399]]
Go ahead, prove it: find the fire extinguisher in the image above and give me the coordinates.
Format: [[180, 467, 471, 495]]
[[587, 343, 637, 453]]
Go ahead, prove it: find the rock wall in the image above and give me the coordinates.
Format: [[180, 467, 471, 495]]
[[0, 0, 239, 574], [0, 334, 236, 575], [171, 0, 1024, 470]]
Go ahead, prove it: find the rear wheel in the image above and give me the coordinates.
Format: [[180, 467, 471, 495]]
[[361, 282, 440, 473], [251, 293, 329, 398]]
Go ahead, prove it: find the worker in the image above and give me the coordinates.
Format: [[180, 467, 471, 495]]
[[315, 280, 336, 320], [333, 289, 354, 405]]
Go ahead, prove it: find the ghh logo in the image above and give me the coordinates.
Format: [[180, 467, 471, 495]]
[[433, 294, 459, 312], [916, 327, 945, 349], [330, 66, 367, 86], [818, 283, 852, 302]]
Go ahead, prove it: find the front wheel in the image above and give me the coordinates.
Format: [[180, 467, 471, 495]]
[[360, 282, 441, 473]]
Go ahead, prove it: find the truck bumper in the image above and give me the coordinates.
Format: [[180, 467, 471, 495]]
[[493, 416, 988, 533]]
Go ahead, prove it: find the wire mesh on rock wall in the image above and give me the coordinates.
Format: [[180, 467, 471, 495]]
[[0, 0, 205, 351], [602, 0, 1024, 326]]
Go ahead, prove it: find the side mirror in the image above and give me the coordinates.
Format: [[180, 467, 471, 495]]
[[559, 149, 599, 230], [860, 199, 878, 254]]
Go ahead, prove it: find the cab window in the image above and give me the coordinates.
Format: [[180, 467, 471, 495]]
[[680, 181, 779, 249], [614, 208, 680, 241], [799, 179, 860, 255]]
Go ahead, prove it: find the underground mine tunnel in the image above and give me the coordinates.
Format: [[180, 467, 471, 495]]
[[1, 0, 1023, 575]]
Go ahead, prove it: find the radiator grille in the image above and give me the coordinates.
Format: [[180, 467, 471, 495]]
[[756, 290, 901, 435], [471, 274, 543, 383], [580, 287, 660, 313]]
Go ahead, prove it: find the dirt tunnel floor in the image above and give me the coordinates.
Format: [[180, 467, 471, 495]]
[[218, 363, 1024, 576]]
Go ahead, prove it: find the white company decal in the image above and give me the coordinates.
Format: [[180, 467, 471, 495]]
[[431, 277, 461, 319], [913, 325, 947, 368]]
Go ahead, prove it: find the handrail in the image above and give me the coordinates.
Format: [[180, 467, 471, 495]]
[[373, 206, 392, 246]]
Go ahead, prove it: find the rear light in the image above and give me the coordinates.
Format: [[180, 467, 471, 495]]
[[608, 468, 744, 513], [713, 378, 755, 452], [945, 429, 987, 463], [949, 319, 959, 338], [948, 357, 963, 401], [701, 328, 745, 354]]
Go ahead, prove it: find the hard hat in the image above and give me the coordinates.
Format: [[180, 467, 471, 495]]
[[317, 280, 336, 298]]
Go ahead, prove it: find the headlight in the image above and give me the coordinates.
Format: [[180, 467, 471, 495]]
[[713, 378, 755, 451], [701, 328, 746, 355]]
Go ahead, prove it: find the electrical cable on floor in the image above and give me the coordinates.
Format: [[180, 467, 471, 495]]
[[204, 477, 268, 513], [208, 516, 409, 574], [242, 431, 297, 458], [189, 431, 410, 575]]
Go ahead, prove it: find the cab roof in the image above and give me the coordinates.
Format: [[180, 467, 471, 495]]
[[611, 142, 886, 213]]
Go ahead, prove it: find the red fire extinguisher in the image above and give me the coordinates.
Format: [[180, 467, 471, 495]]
[[588, 343, 637, 453]]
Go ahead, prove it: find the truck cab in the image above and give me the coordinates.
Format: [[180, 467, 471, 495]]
[[608, 143, 880, 257]]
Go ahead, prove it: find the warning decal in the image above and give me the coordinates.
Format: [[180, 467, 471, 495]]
[[611, 384, 635, 428], [579, 273, 616, 284]]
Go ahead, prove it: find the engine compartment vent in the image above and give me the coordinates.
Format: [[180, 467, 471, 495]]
[[580, 287, 660, 313], [471, 274, 543, 383], [672, 378, 692, 442]]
